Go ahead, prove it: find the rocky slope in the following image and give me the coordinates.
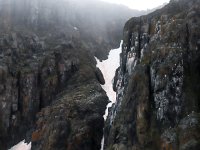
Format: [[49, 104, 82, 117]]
[[105, 0, 200, 149], [0, 0, 144, 150]]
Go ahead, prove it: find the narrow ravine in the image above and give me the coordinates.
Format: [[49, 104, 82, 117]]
[[96, 41, 122, 150]]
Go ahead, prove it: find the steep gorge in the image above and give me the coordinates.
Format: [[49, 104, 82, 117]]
[[0, 0, 143, 150]]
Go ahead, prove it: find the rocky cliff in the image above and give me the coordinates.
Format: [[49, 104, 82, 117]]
[[105, 0, 200, 149], [0, 0, 143, 149], [0, 30, 110, 150]]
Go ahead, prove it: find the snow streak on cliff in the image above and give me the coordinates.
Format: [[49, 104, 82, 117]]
[[96, 41, 122, 118]]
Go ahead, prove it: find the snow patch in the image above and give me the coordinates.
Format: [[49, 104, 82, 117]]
[[9, 140, 31, 150], [73, 27, 78, 30]]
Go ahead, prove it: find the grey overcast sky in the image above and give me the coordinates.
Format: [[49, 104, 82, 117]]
[[100, 0, 170, 10]]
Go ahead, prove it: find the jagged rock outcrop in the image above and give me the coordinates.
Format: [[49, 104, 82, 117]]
[[32, 81, 108, 150], [105, 0, 200, 149], [0, 31, 109, 150]]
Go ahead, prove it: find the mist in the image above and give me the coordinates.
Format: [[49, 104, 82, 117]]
[[0, 0, 147, 60]]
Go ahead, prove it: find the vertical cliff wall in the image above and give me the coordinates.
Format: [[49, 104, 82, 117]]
[[105, 0, 200, 149]]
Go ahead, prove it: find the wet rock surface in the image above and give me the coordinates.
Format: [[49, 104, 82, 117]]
[[104, 0, 200, 149]]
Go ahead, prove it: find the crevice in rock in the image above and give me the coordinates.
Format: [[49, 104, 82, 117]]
[[147, 65, 155, 110], [184, 23, 191, 74], [138, 18, 142, 59], [38, 92, 43, 111], [17, 71, 22, 113]]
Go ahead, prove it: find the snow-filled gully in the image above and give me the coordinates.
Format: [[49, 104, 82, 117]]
[[96, 41, 122, 150]]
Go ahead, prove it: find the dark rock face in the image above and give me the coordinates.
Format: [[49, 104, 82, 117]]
[[105, 0, 200, 149], [0, 31, 109, 150], [32, 81, 108, 150]]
